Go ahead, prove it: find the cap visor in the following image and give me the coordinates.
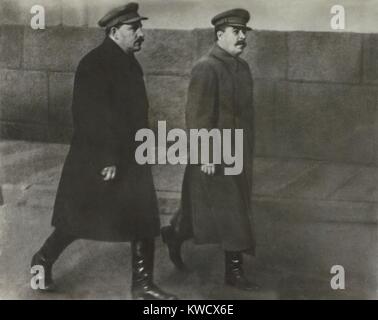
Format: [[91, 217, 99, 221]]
[[121, 16, 148, 24], [228, 23, 252, 31]]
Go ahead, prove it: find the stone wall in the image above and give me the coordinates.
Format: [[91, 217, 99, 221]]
[[1, 25, 378, 165]]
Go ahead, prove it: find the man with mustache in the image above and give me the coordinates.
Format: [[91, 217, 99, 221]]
[[30, 2, 177, 300], [161, 8, 259, 291]]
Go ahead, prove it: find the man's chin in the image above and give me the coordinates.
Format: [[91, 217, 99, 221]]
[[234, 47, 245, 55]]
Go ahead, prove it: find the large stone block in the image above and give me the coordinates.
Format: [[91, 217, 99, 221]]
[[0, 26, 24, 69], [253, 80, 277, 157], [0, 121, 48, 141], [0, 0, 62, 26], [193, 28, 213, 62], [48, 125, 73, 144], [273, 82, 377, 164], [145, 75, 189, 130], [363, 34, 378, 84], [137, 29, 195, 75], [49, 72, 74, 126], [0, 69, 48, 124], [288, 32, 362, 83], [23, 27, 103, 72], [244, 31, 287, 80], [332, 167, 378, 202]]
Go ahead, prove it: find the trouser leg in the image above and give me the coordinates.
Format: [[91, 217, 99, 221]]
[[161, 170, 193, 271], [38, 228, 76, 262], [161, 211, 188, 271]]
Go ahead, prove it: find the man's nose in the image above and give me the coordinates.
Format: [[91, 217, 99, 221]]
[[137, 29, 144, 39], [238, 30, 246, 40]]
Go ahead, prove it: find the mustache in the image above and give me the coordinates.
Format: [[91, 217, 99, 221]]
[[236, 40, 246, 46]]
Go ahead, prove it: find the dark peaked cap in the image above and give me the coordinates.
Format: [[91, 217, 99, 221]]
[[211, 8, 252, 30], [98, 2, 148, 28]]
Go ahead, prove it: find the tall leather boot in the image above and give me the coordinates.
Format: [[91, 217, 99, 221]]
[[30, 251, 55, 291], [161, 225, 187, 271], [30, 229, 76, 292], [225, 251, 260, 291], [131, 239, 178, 300]]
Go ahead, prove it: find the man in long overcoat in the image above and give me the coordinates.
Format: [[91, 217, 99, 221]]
[[161, 8, 258, 291], [31, 2, 177, 300]]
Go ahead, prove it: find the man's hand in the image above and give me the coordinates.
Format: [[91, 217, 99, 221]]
[[101, 166, 117, 181], [201, 163, 215, 176]]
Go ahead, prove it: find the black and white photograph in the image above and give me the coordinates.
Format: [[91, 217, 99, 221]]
[[0, 0, 377, 302]]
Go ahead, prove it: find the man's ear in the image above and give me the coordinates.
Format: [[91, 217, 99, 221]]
[[216, 30, 223, 41], [110, 27, 119, 39]]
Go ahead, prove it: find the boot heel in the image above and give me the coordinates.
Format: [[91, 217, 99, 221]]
[[224, 251, 260, 291]]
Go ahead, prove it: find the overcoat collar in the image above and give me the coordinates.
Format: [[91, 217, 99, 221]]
[[210, 43, 243, 73], [101, 37, 143, 75]]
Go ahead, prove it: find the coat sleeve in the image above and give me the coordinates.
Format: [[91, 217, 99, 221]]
[[186, 60, 219, 164], [71, 60, 121, 167]]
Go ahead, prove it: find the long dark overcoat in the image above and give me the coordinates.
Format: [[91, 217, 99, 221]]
[[52, 37, 160, 241], [174, 44, 255, 254]]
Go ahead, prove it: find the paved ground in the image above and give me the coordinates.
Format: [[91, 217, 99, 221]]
[[0, 140, 377, 299]]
